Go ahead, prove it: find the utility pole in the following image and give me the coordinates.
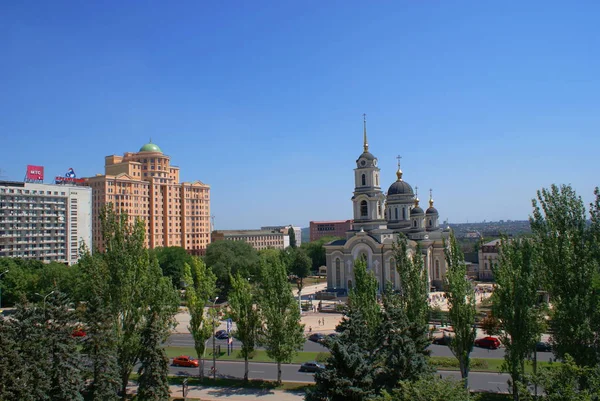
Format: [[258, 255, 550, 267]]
[[212, 297, 219, 380]]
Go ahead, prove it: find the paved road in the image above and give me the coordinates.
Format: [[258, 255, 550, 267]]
[[168, 360, 513, 393], [166, 333, 556, 361]]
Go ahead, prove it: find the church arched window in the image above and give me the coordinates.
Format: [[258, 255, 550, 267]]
[[413, 220, 417, 227], [335, 259, 341, 288], [361, 174, 366, 186], [375, 174, 379, 186], [402, 208, 406, 220], [394, 208, 398, 220], [360, 201, 368, 217], [435, 259, 440, 279], [429, 219, 432, 226]]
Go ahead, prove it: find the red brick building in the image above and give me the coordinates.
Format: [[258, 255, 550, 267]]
[[309, 220, 353, 242]]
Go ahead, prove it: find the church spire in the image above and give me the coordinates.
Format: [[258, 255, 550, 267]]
[[414, 186, 420, 207], [363, 113, 368, 152], [429, 188, 434, 207], [396, 155, 403, 181]]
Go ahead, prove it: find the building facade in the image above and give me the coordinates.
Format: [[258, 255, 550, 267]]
[[0, 181, 92, 265], [309, 220, 353, 242], [84, 141, 210, 255], [212, 229, 288, 251], [478, 239, 500, 281], [261, 225, 302, 247], [324, 119, 451, 292]]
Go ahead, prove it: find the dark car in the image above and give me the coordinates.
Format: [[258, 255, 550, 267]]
[[299, 361, 325, 373], [432, 335, 453, 346], [328, 333, 338, 339], [308, 333, 326, 343], [536, 341, 552, 352], [215, 330, 229, 340], [474, 336, 501, 350]]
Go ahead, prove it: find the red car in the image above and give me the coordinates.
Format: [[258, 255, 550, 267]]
[[474, 336, 501, 349], [172, 355, 199, 368]]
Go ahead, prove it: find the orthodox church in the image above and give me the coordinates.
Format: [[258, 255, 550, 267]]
[[324, 118, 451, 292]]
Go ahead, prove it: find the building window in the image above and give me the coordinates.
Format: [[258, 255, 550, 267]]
[[335, 259, 341, 288], [361, 174, 366, 186], [429, 219, 432, 226], [413, 220, 417, 227], [394, 208, 398, 220], [402, 208, 406, 220], [375, 174, 379, 186], [360, 201, 368, 217], [435, 260, 440, 279]]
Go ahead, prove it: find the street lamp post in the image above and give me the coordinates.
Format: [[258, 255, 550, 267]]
[[0, 270, 8, 310], [212, 296, 219, 380], [35, 290, 55, 310]]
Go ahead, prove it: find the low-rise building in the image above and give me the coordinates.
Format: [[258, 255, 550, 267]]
[[212, 229, 288, 251], [478, 239, 500, 281], [0, 181, 92, 265], [309, 220, 353, 242], [261, 225, 302, 247]]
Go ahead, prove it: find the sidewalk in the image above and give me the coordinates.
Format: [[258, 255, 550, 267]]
[[127, 383, 304, 401]]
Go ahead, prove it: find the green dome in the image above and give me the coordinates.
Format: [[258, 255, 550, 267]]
[[139, 142, 162, 153]]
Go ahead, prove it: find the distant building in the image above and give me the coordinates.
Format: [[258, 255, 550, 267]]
[[83, 141, 210, 255], [212, 229, 288, 251], [0, 181, 92, 265], [309, 220, 353, 242], [261, 225, 302, 247], [478, 239, 500, 281]]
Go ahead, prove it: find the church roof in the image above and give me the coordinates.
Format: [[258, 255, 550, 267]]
[[388, 180, 414, 195], [327, 239, 347, 246]]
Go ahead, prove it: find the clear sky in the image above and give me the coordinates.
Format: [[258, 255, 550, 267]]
[[1, 1, 599, 229]]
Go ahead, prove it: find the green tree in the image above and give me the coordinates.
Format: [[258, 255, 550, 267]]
[[374, 376, 472, 401], [78, 251, 120, 401], [205, 240, 259, 297], [154, 246, 194, 288], [301, 236, 342, 271], [96, 204, 179, 399], [530, 184, 600, 368], [228, 273, 261, 381], [535, 355, 600, 401], [444, 231, 477, 388], [137, 312, 171, 401], [182, 257, 217, 379], [289, 247, 312, 309], [258, 250, 305, 384], [492, 237, 545, 401], [288, 226, 297, 248]]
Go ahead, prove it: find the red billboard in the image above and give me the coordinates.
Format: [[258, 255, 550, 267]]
[[25, 165, 44, 181]]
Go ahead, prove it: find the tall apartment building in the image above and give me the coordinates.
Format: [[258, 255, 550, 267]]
[[0, 181, 92, 265], [309, 220, 353, 242], [260, 225, 302, 247], [212, 229, 288, 251], [84, 141, 210, 255]]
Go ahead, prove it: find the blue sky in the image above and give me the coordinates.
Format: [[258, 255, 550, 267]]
[[1, 1, 599, 229]]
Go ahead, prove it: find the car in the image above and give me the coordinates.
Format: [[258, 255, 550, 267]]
[[327, 333, 338, 338], [172, 355, 199, 368], [308, 333, 326, 343], [299, 361, 325, 373], [432, 335, 453, 346], [536, 341, 552, 352], [474, 336, 501, 349], [215, 330, 229, 340]]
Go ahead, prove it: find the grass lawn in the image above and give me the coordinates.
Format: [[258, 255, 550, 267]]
[[164, 346, 555, 374]]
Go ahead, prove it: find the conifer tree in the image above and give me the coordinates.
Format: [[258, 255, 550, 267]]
[[137, 311, 171, 401]]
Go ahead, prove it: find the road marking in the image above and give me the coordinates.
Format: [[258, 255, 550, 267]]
[[250, 370, 265, 373], [489, 382, 506, 384]]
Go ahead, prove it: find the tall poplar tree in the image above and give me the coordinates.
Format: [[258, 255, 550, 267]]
[[182, 257, 217, 379], [492, 237, 545, 401], [228, 273, 261, 381], [137, 311, 171, 401], [444, 231, 477, 388], [530, 184, 600, 368], [258, 249, 304, 384]]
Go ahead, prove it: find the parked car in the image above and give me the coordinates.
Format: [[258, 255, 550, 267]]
[[536, 341, 552, 352], [308, 333, 326, 343], [215, 330, 229, 340], [327, 333, 338, 338], [299, 361, 325, 373], [474, 336, 501, 349], [71, 328, 87, 338], [432, 335, 453, 346], [172, 355, 199, 368]]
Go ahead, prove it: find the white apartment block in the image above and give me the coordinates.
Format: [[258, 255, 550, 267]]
[[0, 181, 92, 265]]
